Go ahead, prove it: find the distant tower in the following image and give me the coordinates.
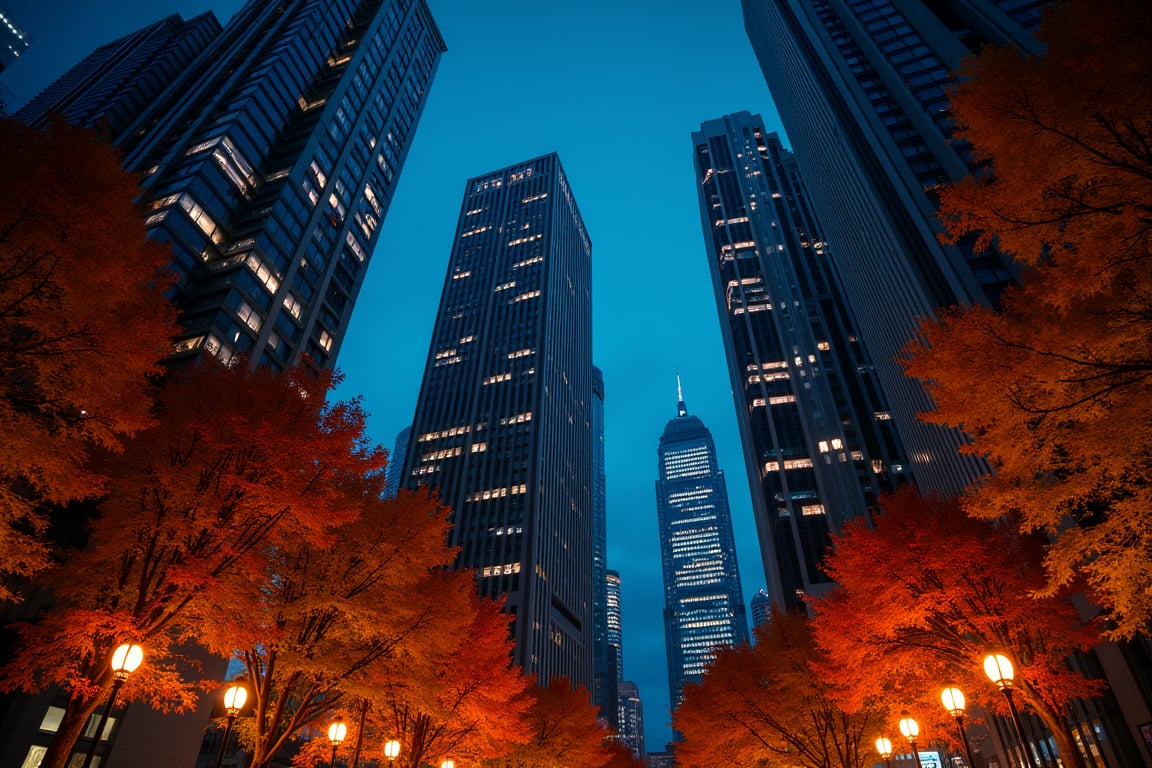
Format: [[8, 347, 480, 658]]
[[16, 0, 446, 371], [617, 681, 646, 760], [383, 426, 412, 499], [403, 153, 594, 688], [591, 366, 617, 725], [606, 568, 622, 681], [0, 7, 30, 73], [692, 112, 908, 611], [750, 589, 772, 629], [656, 381, 748, 710]]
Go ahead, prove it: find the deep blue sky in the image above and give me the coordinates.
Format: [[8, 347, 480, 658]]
[[2, 0, 788, 750]]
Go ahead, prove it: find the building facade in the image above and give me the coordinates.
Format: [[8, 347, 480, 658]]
[[692, 111, 907, 611], [655, 386, 749, 709], [0, 6, 29, 74], [606, 568, 622, 682], [591, 367, 618, 726], [740, 0, 1051, 495], [383, 425, 412, 499], [402, 153, 594, 688], [616, 680, 645, 760], [19, 0, 445, 372]]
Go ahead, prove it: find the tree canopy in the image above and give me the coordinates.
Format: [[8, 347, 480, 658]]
[[0, 117, 177, 600], [903, 0, 1152, 638], [811, 489, 1103, 768]]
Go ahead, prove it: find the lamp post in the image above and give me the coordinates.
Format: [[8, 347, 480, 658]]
[[328, 717, 348, 768], [383, 739, 401, 766], [984, 653, 1038, 767], [440, 760, 455, 768], [941, 687, 978, 768], [898, 714, 924, 768], [80, 642, 144, 768], [875, 736, 893, 768], [214, 683, 248, 768]]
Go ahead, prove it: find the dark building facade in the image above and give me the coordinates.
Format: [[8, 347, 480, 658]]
[[591, 366, 618, 726], [402, 153, 594, 688], [656, 387, 748, 709], [0, 7, 29, 74], [740, 0, 1049, 495], [692, 111, 907, 611], [383, 425, 412, 499], [19, 0, 445, 372], [616, 680, 645, 760]]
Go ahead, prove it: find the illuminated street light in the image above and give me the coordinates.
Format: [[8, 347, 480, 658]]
[[984, 653, 1038, 767], [898, 714, 925, 768], [214, 683, 248, 768], [328, 716, 348, 768], [941, 687, 977, 768], [384, 739, 401, 765], [875, 736, 893, 768], [440, 760, 455, 768], [80, 643, 144, 768]]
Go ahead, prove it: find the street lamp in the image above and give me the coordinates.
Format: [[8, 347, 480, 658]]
[[214, 683, 248, 768], [80, 642, 144, 768], [384, 739, 401, 765], [440, 760, 455, 768], [328, 716, 348, 768], [875, 736, 893, 768], [898, 714, 924, 768], [941, 687, 977, 768], [984, 653, 1038, 767]]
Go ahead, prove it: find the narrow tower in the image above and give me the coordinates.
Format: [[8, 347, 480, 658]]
[[655, 384, 748, 709]]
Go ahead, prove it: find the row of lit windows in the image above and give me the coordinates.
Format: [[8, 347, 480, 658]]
[[481, 561, 521, 578], [764, 458, 814, 472], [417, 424, 471, 442], [466, 483, 527, 502]]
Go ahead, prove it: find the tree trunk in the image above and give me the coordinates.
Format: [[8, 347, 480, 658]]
[[1027, 691, 1088, 768], [40, 691, 102, 768]]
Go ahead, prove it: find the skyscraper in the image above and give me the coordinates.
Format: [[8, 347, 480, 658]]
[[616, 681, 645, 760], [18, 0, 446, 371], [0, 7, 29, 73], [741, 0, 1047, 494], [591, 367, 617, 726], [656, 385, 748, 709], [403, 153, 594, 688], [606, 568, 623, 682], [383, 425, 412, 499], [692, 112, 907, 611]]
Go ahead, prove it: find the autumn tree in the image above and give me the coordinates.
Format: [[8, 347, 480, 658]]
[[675, 611, 883, 768], [368, 594, 532, 768], [481, 678, 618, 768], [219, 491, 484, 768], [903, 0, 1152, 638], [0, 362, 377, 768], [0, 117, 177, 600], [811, 488, 1104, 768]]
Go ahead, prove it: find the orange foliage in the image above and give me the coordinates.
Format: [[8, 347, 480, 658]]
[[0, 363, 377, 768], [675, 611, 883, 768], [905, 0, 1152, 638], [482, 678, 617, 768], [811, 489, 1102, 768], [0, 118, 177, 599]]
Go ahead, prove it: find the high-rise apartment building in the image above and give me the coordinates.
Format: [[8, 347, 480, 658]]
[[403, 153, 594, 688], [591, 367, 617, 726], [18, 0, 445, 372], [692, 112, 907, 611], [606, 568, 622, 682], [741, 0, 1049, 495], [616, 680, 645, 760], [656, 386, 748, 709]]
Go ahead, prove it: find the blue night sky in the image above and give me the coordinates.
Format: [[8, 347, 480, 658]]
[[3, 0, 788, 750]]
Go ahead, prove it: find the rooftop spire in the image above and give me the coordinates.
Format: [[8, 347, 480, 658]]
[[676, 372, 688, 417]]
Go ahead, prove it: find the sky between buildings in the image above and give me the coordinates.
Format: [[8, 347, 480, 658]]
[[2, 0, 788, 750]]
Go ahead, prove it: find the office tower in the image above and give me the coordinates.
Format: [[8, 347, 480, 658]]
[[383, 425, 412, 498], [403, 153, 594, 688], [656, 385, 749, 709], [741, 0, 1051, 495], [15, 14, 220, 135], [692, 112, 908, 611], [0, 7, 29, 73], [616, 681, 645, 760], [606, 569, 622, 681], [750, 589, 772, 629], [591, 367, 617, 726], [19, 0, 445, 371]]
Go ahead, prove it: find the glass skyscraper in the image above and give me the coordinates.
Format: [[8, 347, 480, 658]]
[[741, 0, 1048, 495], [17, 0, 445, 372], [692, 111, 907, 611], [403, 153, 594, 688], [655, 385, 748, 709], [591, 366, 617, 726]]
